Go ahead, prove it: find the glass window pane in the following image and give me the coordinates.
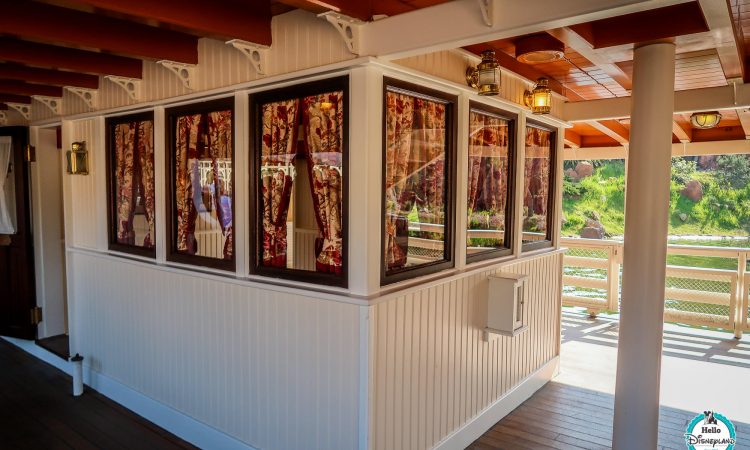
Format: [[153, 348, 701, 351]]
[[112, 120, 155, 248], [174, 110, 233, 260], [522, 125, 553, 245], [259, 90, 345, 275], [384, 89, 449, 274], [467, 109, 512, 257]]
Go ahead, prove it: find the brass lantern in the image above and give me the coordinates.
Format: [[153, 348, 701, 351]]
[[524, 77, 552, 115], [466, 50, 501, 96], [66, 141, 89, 175], [690, 111, 721, 129]]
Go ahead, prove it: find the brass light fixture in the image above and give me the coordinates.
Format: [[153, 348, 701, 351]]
[[66, 141, 89, 175], [690, 111, 722, 129], [524, 78, 552, 115], [466, 50, 501, 96]]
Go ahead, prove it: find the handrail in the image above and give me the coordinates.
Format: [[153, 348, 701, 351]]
[[560, 236, 750, 337]]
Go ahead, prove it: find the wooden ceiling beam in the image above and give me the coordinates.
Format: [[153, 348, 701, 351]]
[[0, 81, 63, 98], [564, 129, 582, 148], [0, 94, 32, 105], [0, 38, 142, 79], [672, 120, 692, 142], [735, 108, 750, 139], [50, 0, 272, 45], [587, 120, 629, 145], [0, 2, 197, 63], [0, 64, 99, 90], [276, 0, 371, 21]]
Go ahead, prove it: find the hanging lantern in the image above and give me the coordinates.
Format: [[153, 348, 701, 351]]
[[524, 77, 552, 115], [690, 111, 722, 129], [466, 50, 501, 96]]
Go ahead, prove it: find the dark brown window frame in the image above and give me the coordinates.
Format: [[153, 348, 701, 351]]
[[380, 77, 458, 286], [105, 110, 156, 258], [466, 101, 517, 264], [521, 118, 557, 253], [249, 75, 349, 288], [165, 97, 236, 272]]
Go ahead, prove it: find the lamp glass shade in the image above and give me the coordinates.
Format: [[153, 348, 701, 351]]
[[476, 50, 500, 96], [690, 111, 721, 129], [66, 141, 89, 175], [529, 78, 552, 114]]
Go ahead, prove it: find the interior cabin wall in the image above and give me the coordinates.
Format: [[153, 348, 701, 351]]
[[370, 251, 563, 450]]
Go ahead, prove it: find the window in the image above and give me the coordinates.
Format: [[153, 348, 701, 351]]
[[106, 112, 155, 257], [466, 103, 515, 262], [250, 76, 348, 286], [522, 122, 556, 251], [166, 98, 234, 270], [381, 78, 456, 285]]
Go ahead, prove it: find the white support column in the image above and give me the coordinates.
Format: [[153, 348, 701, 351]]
[[612, 41, 676, 449]]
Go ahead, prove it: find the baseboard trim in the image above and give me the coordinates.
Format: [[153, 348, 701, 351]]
[[432, 355, 560, 450], [2, 336, 257, 450]]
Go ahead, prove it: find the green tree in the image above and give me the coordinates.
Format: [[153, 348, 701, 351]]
[[716, 154, 750, 189]]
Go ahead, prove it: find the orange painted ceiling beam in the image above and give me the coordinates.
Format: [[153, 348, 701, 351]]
[[0, 38, 142, 79], [0, 64, 99, 90], [0, 80, 64, 98], [52, 0, 272, 45], [0, 94, 33, 105], [276, 0, 372, 21], [1, 2, 198, 64]]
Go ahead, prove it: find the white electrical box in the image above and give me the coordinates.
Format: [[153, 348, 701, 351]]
[[486, 272, 529, 337]]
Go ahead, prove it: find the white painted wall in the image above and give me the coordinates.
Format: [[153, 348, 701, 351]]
[[30, 126, 67, 338]]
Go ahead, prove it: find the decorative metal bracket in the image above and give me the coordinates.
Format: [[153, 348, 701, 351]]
[[226, 39, 271, 75], [478, 0, 493, 27], [66, 87, 98, 109], [0, 112, 6, 126], [105, 75, 142, 100], [32, 96, 62, 115], [158, 60, 197, 90], [7, 103, 31, 120], [319, 11, 364, 55]]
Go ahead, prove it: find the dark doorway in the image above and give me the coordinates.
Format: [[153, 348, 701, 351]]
[[0, 126, 37, 339]]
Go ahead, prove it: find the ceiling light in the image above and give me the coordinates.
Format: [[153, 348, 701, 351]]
[[515, 34, 565, 64], [690, 111, 721, 129]]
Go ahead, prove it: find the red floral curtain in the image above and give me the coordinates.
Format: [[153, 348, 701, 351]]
[[261, 99, 299, 267], [175, 111, 233, 259], [384, 91, 416, 270], [467, 112, 509, 223], [524, 127, 552, 229], [114, 120, 155, 247], [302, 91, 344, 274]]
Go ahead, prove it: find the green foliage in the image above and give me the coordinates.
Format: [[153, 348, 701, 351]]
[[716, 154, 750, 189], [671, 157, 696, 185]]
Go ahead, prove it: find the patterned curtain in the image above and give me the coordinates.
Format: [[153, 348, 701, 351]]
[[302, 92, 344, 274], [467, 112, 509, 224], [261, 99, 299, 267], [412, 99, 446, 225], [384, 91, 416, 270], [114, 120, 155, 247], [524, 127, 551, 224], [175, 111, 233, 260]]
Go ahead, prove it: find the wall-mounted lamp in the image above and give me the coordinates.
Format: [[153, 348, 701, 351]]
[[524, 77, 552, 115], [690, 111, 721, 129], [466, 50, 501, 96], [66, 141, 89, 175]]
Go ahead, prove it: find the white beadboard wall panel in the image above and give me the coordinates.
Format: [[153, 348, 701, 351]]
[[65, 118, 102, 250], [69, 251, 361, 450], [393, 50, 565, 116], [370, 251, 563, 450]]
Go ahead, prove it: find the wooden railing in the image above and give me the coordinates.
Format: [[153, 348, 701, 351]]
[[561, 237, 750, 338]]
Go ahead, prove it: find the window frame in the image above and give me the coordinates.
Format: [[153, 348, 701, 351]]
[[105, 110, 156, 258], [521, 119, 557, 253], [165, 97, 236, 271], [248, 75, 350, 288], [465, 101, 517, 264], [380, 77, 458, 286]]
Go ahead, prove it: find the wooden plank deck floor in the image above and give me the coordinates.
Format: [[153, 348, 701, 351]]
[[0, 339, 196, 450], [468, 310, 750, 450]]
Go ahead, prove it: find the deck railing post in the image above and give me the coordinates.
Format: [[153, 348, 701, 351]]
[[737, 252, 747, 339], [607, 244, 621, 312]]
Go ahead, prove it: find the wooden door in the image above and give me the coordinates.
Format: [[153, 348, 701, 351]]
[[0, 127, 36, 339]]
